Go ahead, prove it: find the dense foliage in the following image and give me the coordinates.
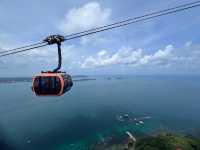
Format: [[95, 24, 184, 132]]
[[135, 133, 200, 150]]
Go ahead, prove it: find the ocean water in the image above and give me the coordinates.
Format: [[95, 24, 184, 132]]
[[0, 75, 200, 150]]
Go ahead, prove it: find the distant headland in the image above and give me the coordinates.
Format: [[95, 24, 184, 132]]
[[0, 76, 96, 84]]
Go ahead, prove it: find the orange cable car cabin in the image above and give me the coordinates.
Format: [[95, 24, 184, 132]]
[[32, 35, 73, 96], [32, 73, 73, 96]]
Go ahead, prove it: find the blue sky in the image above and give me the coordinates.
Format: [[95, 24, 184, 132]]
[[0, 0, 200, 76]]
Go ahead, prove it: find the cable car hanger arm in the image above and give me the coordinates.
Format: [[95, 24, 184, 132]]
[[43, 35, 65, 73]]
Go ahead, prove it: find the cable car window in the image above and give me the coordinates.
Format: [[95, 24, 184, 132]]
[[33, 76, 62, 95], [34, 77, 39, 88], [41, 77, 50, 90]]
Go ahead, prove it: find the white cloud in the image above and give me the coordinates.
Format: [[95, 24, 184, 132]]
[[80, 42, 200, 73], [139, 45, 173, 65], [59, 2, 111, 34], [81, 45, 173, 68]]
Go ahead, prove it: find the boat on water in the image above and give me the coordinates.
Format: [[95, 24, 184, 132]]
[[116, 114, 150, 125]]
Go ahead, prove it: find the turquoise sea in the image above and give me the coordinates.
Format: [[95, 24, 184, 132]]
[[0, 75, 200, 150]]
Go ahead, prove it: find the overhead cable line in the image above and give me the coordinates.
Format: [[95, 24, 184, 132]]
[[0, 41, 46, 54], [0, 43, 48, 57], [64, 2, 200, 41], [0, 0, 200, 57], [63, 0, 200, 39]]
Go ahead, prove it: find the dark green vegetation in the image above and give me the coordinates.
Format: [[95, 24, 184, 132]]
[[136, 133, 200, 150], [92, 133, 200, 150]]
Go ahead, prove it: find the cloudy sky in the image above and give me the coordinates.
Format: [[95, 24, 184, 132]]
[[0, 0, 200, 76]]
